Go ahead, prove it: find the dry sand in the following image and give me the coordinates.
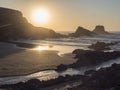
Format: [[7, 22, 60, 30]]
[[0, 42, 76, 77]]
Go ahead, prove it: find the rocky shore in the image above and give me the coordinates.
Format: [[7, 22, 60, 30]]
[[1, 63, 120, 90], [55, 49, 120, 71], [88, 41, 118, 51], [0, 7, 120, 90]]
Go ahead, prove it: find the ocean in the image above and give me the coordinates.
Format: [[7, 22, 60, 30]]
[[1, 32, 120, 85]]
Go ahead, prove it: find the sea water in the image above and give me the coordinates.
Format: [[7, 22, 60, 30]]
[[1, 33, 120, 85]]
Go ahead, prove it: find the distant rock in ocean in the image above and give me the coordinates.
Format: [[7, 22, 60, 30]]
[[69, 26, 96, 37], [69, 25, 110, 37], [0, 7, 65, 41], [93, 25, 109, 34]]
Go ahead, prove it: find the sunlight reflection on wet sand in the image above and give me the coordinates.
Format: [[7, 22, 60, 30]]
[[33, 44, 54, 50]]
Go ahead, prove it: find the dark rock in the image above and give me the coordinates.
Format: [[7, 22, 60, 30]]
[[55, 64, 68, 72], [84, 70, 96, 75], [68, 63, 120, 90], [24, 79, 41, 90], [93, 25, 109, 34], [56, 49, 120, 71], [88, 41, 118, 51], [72, 49, 90, 58], [69, 50, 120, 68], [69, 26, 96, 37], [72, 49, 90, 55]]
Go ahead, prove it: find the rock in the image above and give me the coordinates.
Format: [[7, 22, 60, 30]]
[[68, 63, 120, 90], [72, 49, 90, 58], [69, 26, 96, 37], [0, 7, 65, 41], [55, 64, 68, 72], [24, 79, 41, 90], [93, 25, 108, 34], [88, 42, 111, 51], [88, 41, 118, 51], [1, 63, 120, 90], [56, 49, 120, 71], [69, 50, 120, 68], [84, 70, 96, 75]]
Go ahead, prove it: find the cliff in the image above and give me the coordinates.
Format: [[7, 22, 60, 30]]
[[0, 7, 64, 40]]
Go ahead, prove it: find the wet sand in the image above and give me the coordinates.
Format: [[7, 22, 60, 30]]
[[0, 42, 76, 77]]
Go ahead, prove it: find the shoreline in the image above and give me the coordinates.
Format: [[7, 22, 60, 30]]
[[0, 68, 56, 78], [0, 41, 76, 78]]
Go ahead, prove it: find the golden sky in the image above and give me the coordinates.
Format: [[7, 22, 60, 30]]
[[0, 0, 120, 31]]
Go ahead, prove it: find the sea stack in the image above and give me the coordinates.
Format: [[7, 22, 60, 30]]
[[93, 25, 108, 34], [69, 26, 96, 37]]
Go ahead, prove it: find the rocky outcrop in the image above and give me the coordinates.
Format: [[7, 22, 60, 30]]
[[56, 49, 120, 71], [69, 26, 96, 37], [55, 64, 68, 72], [88, 41, 118, 51], [0, 7, 65, 41], [69, 25, 110, 37], [68, 63, 120, 90], [93, 25, 109, 34], [70, 49, 120, 68]]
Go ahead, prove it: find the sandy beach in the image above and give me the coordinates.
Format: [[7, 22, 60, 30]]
[[0, 42, 76, 77]]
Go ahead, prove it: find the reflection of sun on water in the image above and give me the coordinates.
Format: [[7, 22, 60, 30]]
[[34, 45, 54, 51], [35, 46, 47, 50]]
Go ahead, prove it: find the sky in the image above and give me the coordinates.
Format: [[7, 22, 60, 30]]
[[0, 0, 120, 31]]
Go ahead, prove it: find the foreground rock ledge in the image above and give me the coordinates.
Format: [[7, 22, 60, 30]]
[[56, 49, 120, 71]]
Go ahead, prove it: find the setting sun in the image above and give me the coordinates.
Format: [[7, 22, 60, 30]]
[[32, 9, 49, 24]]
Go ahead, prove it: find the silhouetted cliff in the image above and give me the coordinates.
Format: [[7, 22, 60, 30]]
[[0, 7, 65, 40], [69, 26, 96, 37]]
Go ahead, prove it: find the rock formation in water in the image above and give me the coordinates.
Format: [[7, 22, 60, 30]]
[[88, 41, 118, 51], [69, 25, 110, 37], [70, 49, 120, 68], [93, 25, 109, 34], [55, 49, 120, 71], [69, 26, 96, 37], [0, 7, 65, 41]]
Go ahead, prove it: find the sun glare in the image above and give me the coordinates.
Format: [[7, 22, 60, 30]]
[[34, 46, 47, 50], [32, 9, 49, 24]]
